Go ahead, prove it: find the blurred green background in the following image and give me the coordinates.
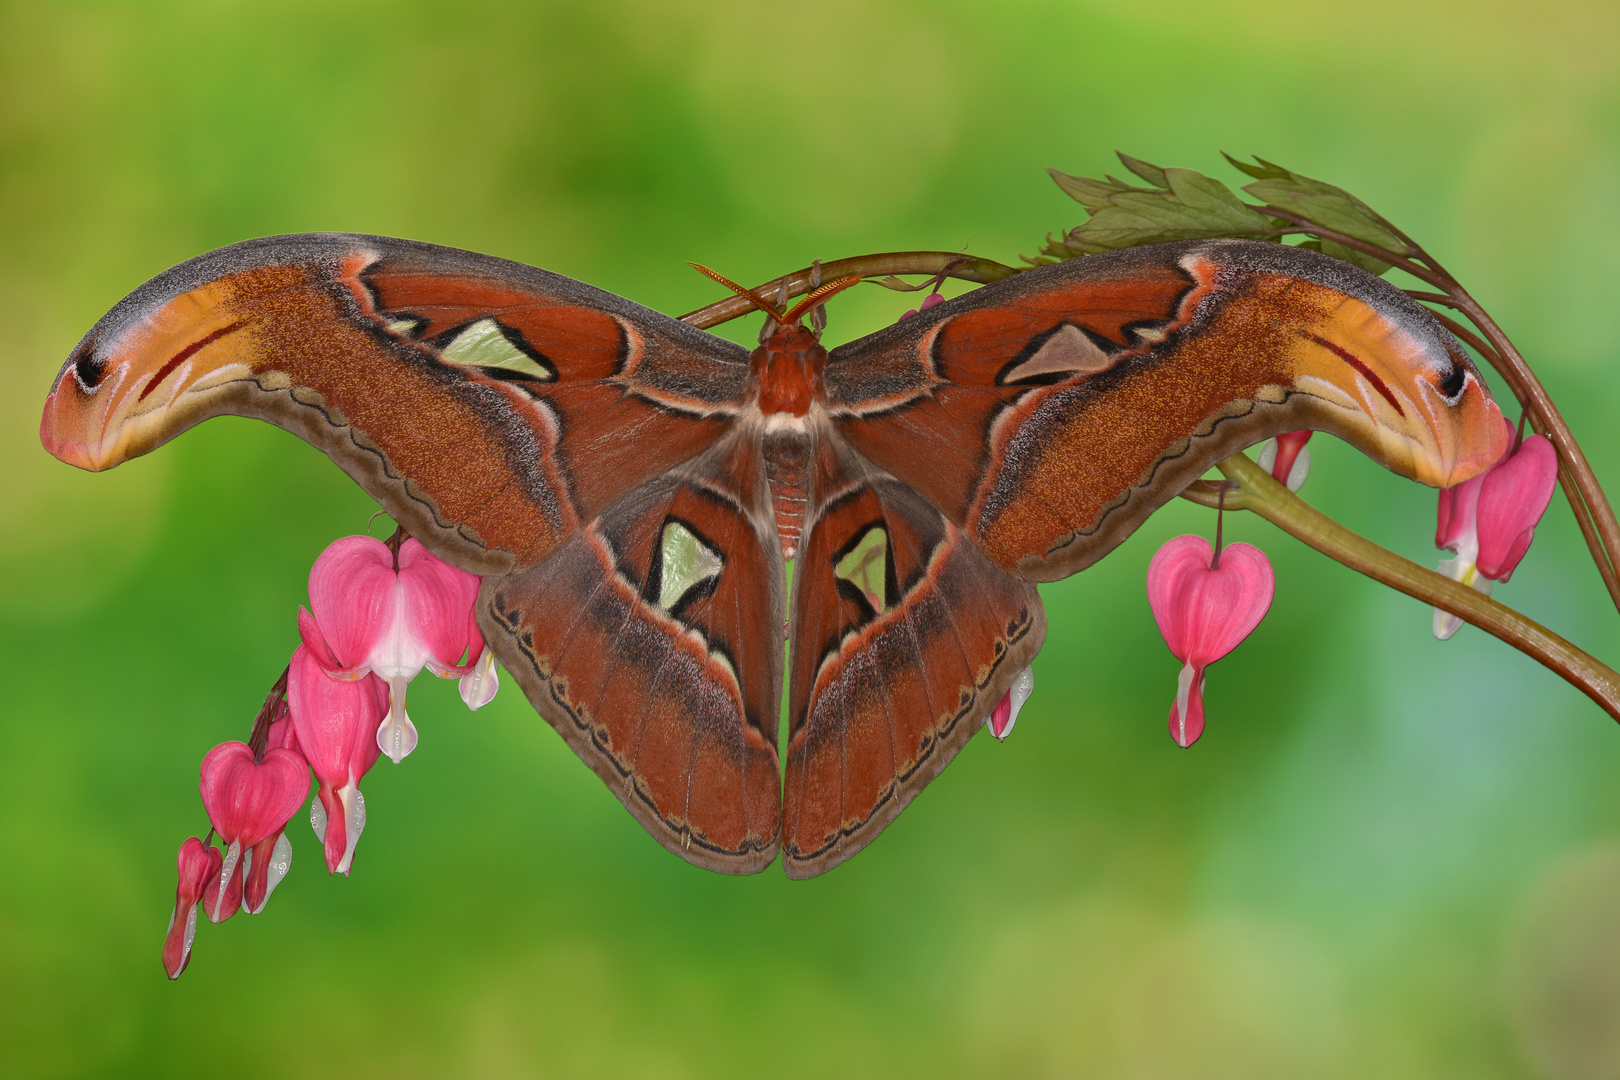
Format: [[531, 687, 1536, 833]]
[[5, 1, 1620, 1076]]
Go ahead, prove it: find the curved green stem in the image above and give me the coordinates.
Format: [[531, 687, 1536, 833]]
[[678, 251, 1019, 329], [1185, 453, 1620, 722]]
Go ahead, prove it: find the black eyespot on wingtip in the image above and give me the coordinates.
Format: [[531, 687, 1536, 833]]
[[1438, 360, 1466, 400], [73, 348, 107, 390]]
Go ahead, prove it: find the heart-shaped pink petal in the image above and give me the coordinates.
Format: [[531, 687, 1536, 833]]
[[1147, 536, 1275, 665], [397, 539, 483, 671], [308, 536, 400, 669], [287, 645, 385, 793], [288, 645, 387, 873], [1476, 433, 1557, 581], [1148, 535, 1274, 748], [198, 743, 311, 851]]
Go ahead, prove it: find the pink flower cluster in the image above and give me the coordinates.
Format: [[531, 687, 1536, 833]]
[[1432, 417, 1558, 639], [1139, 417, 1557, 748], [162, 532, 497, 979]]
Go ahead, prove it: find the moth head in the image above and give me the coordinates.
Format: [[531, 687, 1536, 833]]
[[687, 262, 861, 344]]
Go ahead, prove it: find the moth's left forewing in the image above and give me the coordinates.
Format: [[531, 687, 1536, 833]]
[[827, 239, 1506, 582], [41, 234, 751, 576]]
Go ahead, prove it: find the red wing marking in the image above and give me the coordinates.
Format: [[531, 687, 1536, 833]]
[[1303, 330, 1406, 416], [137, 319, 251, 402]]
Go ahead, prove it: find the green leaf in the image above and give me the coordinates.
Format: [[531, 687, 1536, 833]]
[[1065, 166, 1275, 250], [1116, 152, 1169, 188], [1045, 167, 1154, 214], [1042, 154, 1414, 272], [1225, 155, 1416, 260], [1163, 169, 1271, 229], [1221, 151, 1282, 180], [1245, 183, 1407, 252]]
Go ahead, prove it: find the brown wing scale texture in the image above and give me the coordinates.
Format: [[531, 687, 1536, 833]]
[[827, 239, 1505, 581]]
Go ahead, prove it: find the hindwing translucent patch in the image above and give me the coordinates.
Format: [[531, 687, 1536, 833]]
[[657, 520, 724, 613], [834, 526, 888, 614]]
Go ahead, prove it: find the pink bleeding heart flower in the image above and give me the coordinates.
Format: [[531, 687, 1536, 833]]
[[242, 709, 302, 914], [162, 836, 222, 979], [987, 667, 1035, 741], [1256, 430, 1313, 492], [300, 535, 493, 764], [900, 290, 945, 320], [1433, 416, 1559, 639], [1147, 535, 1275, 748], [199, 741, 310, 922], [288, 644, 388, 875]]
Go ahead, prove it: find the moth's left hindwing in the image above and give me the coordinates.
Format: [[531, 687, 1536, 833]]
[[484, 434, 786, 874]]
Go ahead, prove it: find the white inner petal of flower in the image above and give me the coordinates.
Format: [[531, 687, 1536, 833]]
[[1286, 447, 1311, 492], [261, 832, 293, 908], [1432, 555, 1493, 640], [1006, 666, 1035, 729], [1174, 660, 1197, 744], [181, 906, 198, 966], [335, 783, 367, 877], [459, 648, 500, 710], [209, 840, 242, 922], [377, 675, 419, 764]]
